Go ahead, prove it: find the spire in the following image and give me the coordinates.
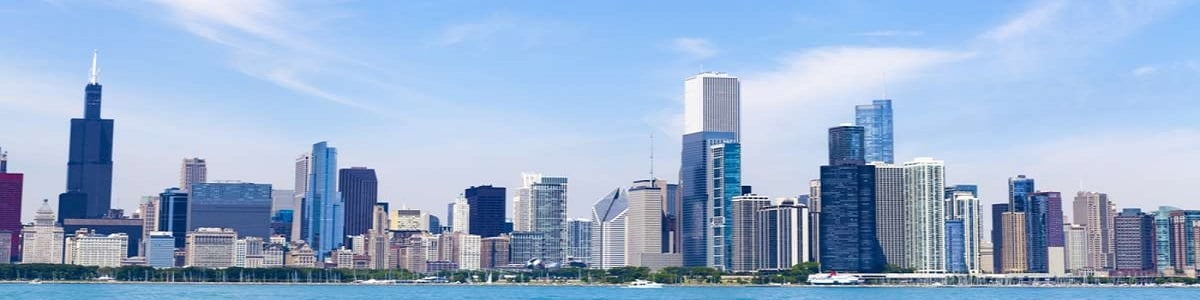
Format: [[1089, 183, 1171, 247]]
[[649, 132, 655, 180], [881, 72, 888, 99], [89, 50, 99, 84], [0, 147, 7, 173]]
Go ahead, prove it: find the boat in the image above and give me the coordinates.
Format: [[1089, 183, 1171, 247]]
[[807, 271, 861, 285], [95, 276, 115, 282], [624, 279, 664, 288], [28, 279, 42, 285]]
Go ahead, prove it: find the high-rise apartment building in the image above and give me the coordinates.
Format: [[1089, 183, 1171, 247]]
[[338, 167, 377, 238], [730, 194, 771, 272], [1073, 191, 1115, 270], [819, 124, 883, 273], [567, 218, 592, 266], [529, 175, 568, 264], [59, 52, 115, 220], [180, 158, 207, 192], [481, 236, 512, 269], [189, 182, 273, 239], [946, 191, 981, 273], [1113, 208, 1154, 273], [1027, 191, 1064, 273], [903, 157, 945, 273], [591, 188, 628, 269], [439, 232, 482, 270], [627, 180, 665, 268], [513, 173, 542, 232], [991, 203, 1008, 274], [1001, 212, 1028, 273], [21, 200, 64, 264], [855, 99, 894, 164], [706, 143, 741, 270], [450, 195, 470, 233], [466, 185, 506, 238], [756, 198, 810, 271], [1064, 223, 1088, 273], [871, 163, 905, 268]]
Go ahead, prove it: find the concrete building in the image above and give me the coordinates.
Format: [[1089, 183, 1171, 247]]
[[21, 200, 64, 264], [1001, 212, 1028, 273], [1073, 191, 1115, 271], [1114, 208, 1154, 273], [567, 218, 592, 266], [450, 195, 470, 233], [1064, 223, 1088, 273], [64, 229, 128, 267], [235, 237, 265, 268], [590, 188, 628, 269], [903, 158, 946, 273], [481, 236, 511, 269], [946, 191, 981, 274], [138, 196, 158, 255], [146, 231, 176, 268], [185, 228, 237, 268], [979, 242, 995, 274], [438, 232, 481, 270], [756, 198, 810, 271], [730, 194, 771, 272], [871, 163, 906, 268], [180, 158, 207, 192], [627, 180, 666, 268]]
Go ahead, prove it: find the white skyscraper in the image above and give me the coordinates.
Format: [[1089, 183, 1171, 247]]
[[684, 72, 741, 139], [627, 180, 665, 267], [513, 172, 542, 232], [1064, 223, 1088, 273], [180, 157, 207, 192], [451, 195, 471, 233], [591, 188, 629, 269], [21, 200, 64, 264], [291, 153, 311, 242], [903, 157, 946, 273], [730, 194, 772, 272], [871, 162, 906, 268]]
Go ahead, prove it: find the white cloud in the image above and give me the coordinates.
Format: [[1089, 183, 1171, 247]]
[[1131, 65, 1158, 77], [980, 0, 1067, 42], [435, 14, 564, 48], [669, 37, 718, 60], [857, 30, 925, 37]]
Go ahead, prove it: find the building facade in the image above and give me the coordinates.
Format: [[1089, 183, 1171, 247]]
[[567, 218, 592, 266], [0, 152, 22, 262], [627, 180, 665, 268], [59, 53, 115, 220], [855, 99, 894, 164], [304, 142, 343, 259], [530, 175, 568, 264], [903, 157, 945, 273], [1064, 223, 1088, 273], [338, 167, 378, 239], [946, 191, 981, 273], [590, 188, 628, 269], [185, 228, 238, 268], [756, 198, 810, 271], [179, 158, 207, 192], [189, 182, 273, 239], [1001, 212, 1028, 273], [146, 231, 175, 268], [465, 185, 506, 238], [1113, 208, 1154, 273], [730, 194, 771, 272], [21, 200, 64, 264], [481, 236, 511, 269], [1073, 191, 1115, 270], [819, 125, 883, 273], [450, 195, 470, 233], [679, 72, 740, 269], [64, 229, 127, 267], [871, 163, 905, 268]]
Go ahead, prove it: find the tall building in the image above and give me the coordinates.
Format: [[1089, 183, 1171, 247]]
[[627, 180, 665, 268], [138, 196, 158, 255], [1113, 208, 1154, 273], [1152, 206, 1177, 274], [591, 188, 628, 269], [1073, 191, 1115, 270], [0, 149, 22, 262], [481, 236, 511, 269], [450, 195, 470, 233], [706, 142, 742, 270], [855, 99, 894, 164], [59, 52, 115, 220], [819, 124, 883, 273], [1166, 210, 1200, 273], [1008, 175, 1035, 213], [185, 228, 238, 268], [146, 231, 175, 268], [567, 218, 592, 266], [730, 194, 771, 272], [1027, 191, 1064, 273], [871, 163, 905, 268], [946, 191, 981, 274], [189, 182, 272, 239], [61, 218, 142, 258], [291, 153, 310, 243], [509, 231, 545, 266], [903, 157, 946, 273], [439, 232, 482, 270], [338, 167, 377, 238], [679, 72, 740, 269], [1001, 212, 1028, 273], [64, 229, 127, 267], [1064, 223, 1088, 273], [21, 200, 64, 264], [179, 158, 207, 192], [513, 173, 542, 232], [158, 188, 189, 248], [990, 203, 1008, 273], [303, 142, 343, 258], [756, 198, 811, 271], [390, 209, 427, 231], [465, 185, 506, 238], [271, 189, 294, 215], [809, 179, 821, 261], [529, 175, 568, 264]]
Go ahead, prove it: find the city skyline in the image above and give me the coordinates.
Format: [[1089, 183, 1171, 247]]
[[3, 1, 1200, 226]]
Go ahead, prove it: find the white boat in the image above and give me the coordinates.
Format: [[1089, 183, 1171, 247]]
[[28, 279, 43, 285], [807, 271, 861, 285], [95, 276, 115, 282], [624, 279, 664, 288]]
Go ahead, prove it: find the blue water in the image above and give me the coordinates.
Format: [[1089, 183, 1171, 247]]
[[0, 284, 1190, 299]]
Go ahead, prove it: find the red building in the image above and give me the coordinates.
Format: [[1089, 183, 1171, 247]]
[[0, 161, 23, 262]]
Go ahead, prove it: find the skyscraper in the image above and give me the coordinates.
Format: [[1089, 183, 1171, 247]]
[[756, 198, 810, 271], [1001, 212, 1028, 273], [1167, 210, 1200, 273], [871, 163, 905, 268], [466, 185, 506, 238], [707, 142, 742, 270], [21, 200, 64, 264], [591, 188, 628, 269], [530, 175, 568, 264], [0, 149, 22, 262], [513, 173, 542, 232], [158, 188, 188, 248], [1008, 175, 1035, 213], [990, 203, 1008, 273], [1064, 223, 1088, 273], [819, 124, 884, 273], [627, 180, 665, 268], [1027, 191, 1064, 273], [680, 72, 740, 268], [59, 52, 115, 220], [188, 182, 273, 239], [304, 142, 343, 258], [291, 153, 311, 242], [567, 218, 592, 266], [903, 158, 945, 273], [179, 158, 207, 192], [338, 167, 377, 238], [1153, 206, 1177, 274], [730, 194, 771, 272], [450, 195, 470, 233], [855, 99, 894, 164], [946, 191, 981, 274], [1073, 191, 1115, 270], [1113, 208, 1154, 273]]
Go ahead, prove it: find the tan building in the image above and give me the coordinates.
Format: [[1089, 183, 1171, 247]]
[[979, 241, 994, 273], [1001, 212, 1027, 273], [287, 240, 316, 268], [186, 228, 237, 268], [64, 229, 128, 267], [21, 200, 64, 264], [481, 236, 511, 269]]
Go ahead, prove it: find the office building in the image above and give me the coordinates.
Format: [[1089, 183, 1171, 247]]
[[680, 72, 740, 269], [529, 175, 568, 264], [871, 163, 905, 268], [1073, 191, 1115, 270], [509, 231, 545, 265], [59, 53, 115, 220], [189, 182, 273, 239], [138, 196, 158, 255], [291, 153, 310, 243], [465, 185, 506, 238], [705, 143, 741, 270], [450, 195, 470, 233], [757, 198, 810, 271], [627, 179, 665, 267], [481, 236, 511, 269], [1153, 206, 1176, 274], [991, 203, 1008, 274], [62, 218, 143, 258], [21, 200, 64, 264], [1008, 175, 1035, 213], [339, 167, 377, 238], [591, 188, 628, 269], [903, 157, 945, 273], [303, 142, 344, 259], [64, 229, 127, 267], [146, 231, 175, 268], [855, 99, 894, 164], [819, 124, 884, 273], [185, 228, 238, 268], [1167, 210, 1200, 273], [1064, 223, 1088, 273], [0, 150, 22, 262], [809, 179, 821, 261], [1001, 212, 1028, 273], [1027, 191, 1064, 273], [567, 218, 592, 266], [1114, 209, 1154, 273], [513, 173, 541, 232], [180, 158, 206, 192], [946, 191, 981, 274], [158, 188, 188, 248], [730, 194, 771, 272]]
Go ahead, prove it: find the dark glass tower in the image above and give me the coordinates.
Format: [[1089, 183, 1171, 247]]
[[59, 52, 114, 220], [818, 124, 883, 272], [855, 99, 894, 164], [338, 167, 378, 238], [158, 188, 189, 248], [679, 131, 736, 267], [991, 203, 1009, 273], [465, 185, 506, 238]]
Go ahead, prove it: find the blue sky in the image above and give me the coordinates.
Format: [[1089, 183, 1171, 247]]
[[2, 1, 1198, 226]]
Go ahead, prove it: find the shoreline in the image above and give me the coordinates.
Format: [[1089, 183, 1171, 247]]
[[3, 281, 1198, 288]]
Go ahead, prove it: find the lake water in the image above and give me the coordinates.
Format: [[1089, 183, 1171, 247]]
[[0, 284, 1191, 299]]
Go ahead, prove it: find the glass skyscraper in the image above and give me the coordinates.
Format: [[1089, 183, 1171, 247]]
[[819, 124, 884, 273], [338, 167, 378, 238], [304, 142, 343, 259], [679, 72, 741, 269], [709, 143, 741, 270], [60, 52, 115, 220], [945, 219, 966, 273], [530, 176, 568, 264], [466, 185, 507, 238], [680, 131, 737, 267], [188, 182, 273, 239], [855, 99, 894, 164], [158, 188, 189, 248]]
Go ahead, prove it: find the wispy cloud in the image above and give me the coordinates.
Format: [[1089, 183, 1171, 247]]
[[857, 30, 925, 37], [980, 0, 1067, 41], [1131, 65, 1158, 77], [435, 14, 564, 49], [668, 37, 717, 60]]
